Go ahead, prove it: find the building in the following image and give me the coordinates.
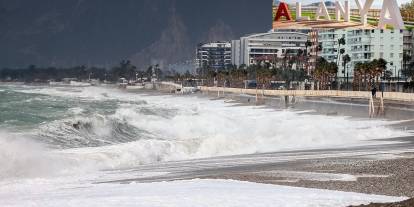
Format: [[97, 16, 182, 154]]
[[403, 30, 414, 70], [231, 30, 310, 68], [195, 42, 231, 70], [317, 29, 404, 80]]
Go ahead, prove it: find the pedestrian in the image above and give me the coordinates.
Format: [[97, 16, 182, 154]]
[[380, 82, 384, 97], [372, 86, 377, 98]]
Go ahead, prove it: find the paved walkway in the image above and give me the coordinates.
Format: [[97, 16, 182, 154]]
[[200, 86, 414, 102]]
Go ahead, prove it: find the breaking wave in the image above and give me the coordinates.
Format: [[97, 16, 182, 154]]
[[0, 131, 96, 179], [0, 85, 411, 178]]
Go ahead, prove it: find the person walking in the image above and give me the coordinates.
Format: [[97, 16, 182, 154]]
[[371, 86, 377, 98]]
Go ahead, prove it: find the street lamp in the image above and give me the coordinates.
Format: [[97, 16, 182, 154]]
[[394, 66, 397, 80], [346, 64, 350, 91]]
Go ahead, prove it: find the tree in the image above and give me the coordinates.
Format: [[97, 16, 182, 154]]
[[336, 37, 346, 66], [110, 60, 137, 81], [314, 57, 338, 90], [342, 54, 351, 73]]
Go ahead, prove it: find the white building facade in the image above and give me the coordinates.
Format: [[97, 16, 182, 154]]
[[231, 30, 310, 67], [195, 42, 231, 70], [318, 29, 404, 80]]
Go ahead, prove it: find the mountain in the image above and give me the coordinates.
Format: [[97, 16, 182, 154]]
[[129, 9, 192, 70], [203, 20, 235, 43], [0, 0, 271, 69]]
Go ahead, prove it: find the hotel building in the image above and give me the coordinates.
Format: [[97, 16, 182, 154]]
[[195, 42, 231, 70], [231, 30, 310, 67], [317, 29, 404, 80]]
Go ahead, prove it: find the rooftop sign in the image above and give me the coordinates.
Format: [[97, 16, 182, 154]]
[[273, 0, 405, 29]]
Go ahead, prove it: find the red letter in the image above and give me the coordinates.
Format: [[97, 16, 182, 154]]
[[274, 2, 292, 21]]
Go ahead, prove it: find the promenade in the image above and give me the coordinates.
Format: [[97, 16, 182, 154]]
[[199, 86, 414, 102]]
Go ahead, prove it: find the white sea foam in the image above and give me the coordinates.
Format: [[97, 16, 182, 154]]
[[256, 171, 359, 182], [69, 107, 85, 115], [3, 86, 412, 174], [0, 132, 71, 178], [0, 131, 100, 179], [0, 178, 406, 207], [56, 91, 410, 171]]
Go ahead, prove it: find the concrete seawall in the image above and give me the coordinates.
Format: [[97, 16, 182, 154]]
[[199, 86, 414, 102]]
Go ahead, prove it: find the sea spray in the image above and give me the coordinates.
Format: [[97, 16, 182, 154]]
[[0, 85, 411, 177]]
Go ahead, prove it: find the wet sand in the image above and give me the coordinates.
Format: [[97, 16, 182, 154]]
[[350, 198, 414, 206], [203, 153, 414, 197]]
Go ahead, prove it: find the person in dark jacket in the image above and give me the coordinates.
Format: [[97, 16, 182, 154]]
[[372, 86, 377, 98]]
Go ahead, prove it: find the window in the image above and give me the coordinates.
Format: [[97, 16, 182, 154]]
[[380, 52, 384, 58], [390, 53, 394, 58]]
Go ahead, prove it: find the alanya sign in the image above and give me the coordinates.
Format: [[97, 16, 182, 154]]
[[274, 0, 405, 29]]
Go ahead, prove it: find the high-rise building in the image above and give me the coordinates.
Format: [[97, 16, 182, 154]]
[[403, 30, 414, 70], [317, 29, 404, 80], [195, 42, 231, 70], [231, 30, 309, 67]]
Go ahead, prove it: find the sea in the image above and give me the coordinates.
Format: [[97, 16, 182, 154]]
[[0, 84, 411, 206]]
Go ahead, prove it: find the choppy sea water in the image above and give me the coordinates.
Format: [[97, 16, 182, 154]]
[[0, 84, 411, 179], [1, 84, 413, 206]]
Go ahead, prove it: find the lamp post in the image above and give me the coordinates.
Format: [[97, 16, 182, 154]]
[[346, 64, 350, 91], [393, 65, 397, 81], [392, 65, 397, 92]]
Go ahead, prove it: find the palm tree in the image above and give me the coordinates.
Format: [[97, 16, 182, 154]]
[[314, 57, 338, 90], [354, 62, 369, 91], [369, 59, 386, 85], [342, 54, 351, 89], [304, 40, 313, 74], [342, 54, 351, 73], [336, 37, 346, 66]]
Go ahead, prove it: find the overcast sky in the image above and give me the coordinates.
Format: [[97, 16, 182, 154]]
[[0, 0, 270, 68], [279, 0, 412, 8]]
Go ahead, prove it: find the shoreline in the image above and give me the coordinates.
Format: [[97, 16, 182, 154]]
[[168, 88, 414, 200], [108, 87, 414, 200], [3, 84, 414, 203]]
